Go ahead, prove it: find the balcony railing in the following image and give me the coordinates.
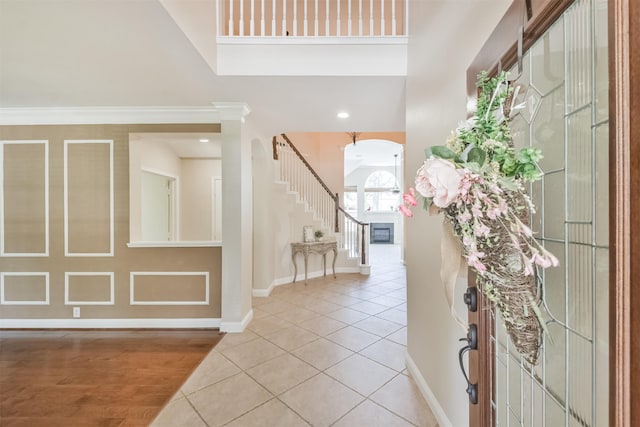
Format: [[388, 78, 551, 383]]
[[217, 0, 407, 37]]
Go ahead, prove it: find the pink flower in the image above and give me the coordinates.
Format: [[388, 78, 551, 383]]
[[467, 250, 487, 273], [474, 223, 490, 238], [471, 203, 483, 218], [415, 158, 463, 208], [399, 205, 413, 218], [532, 252, 552, 268], [524, 259, 535, 276], [402, 190, 417, 207], [486, 207, 502, 220], [458, 211, 472, 223], [462, 235, 475, 248]]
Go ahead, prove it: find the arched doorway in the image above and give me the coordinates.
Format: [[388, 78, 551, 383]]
[[343, 139, 404, 264]]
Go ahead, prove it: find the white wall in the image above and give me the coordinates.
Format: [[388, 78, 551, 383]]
[[405, 2, 510, 426], [180, 158, 221, 240], [129, 138, 181, 242]]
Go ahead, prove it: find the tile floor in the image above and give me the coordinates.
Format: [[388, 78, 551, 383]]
[[152, 245, 438, 427]]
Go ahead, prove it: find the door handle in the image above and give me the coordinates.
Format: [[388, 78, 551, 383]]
[[458, 324, 478, 405]]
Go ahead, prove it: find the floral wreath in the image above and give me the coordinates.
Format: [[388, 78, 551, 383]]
[[401, 72, 558, 365]]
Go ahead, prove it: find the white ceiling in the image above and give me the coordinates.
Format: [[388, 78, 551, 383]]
[[0, 0, 406, 137], [130, 132, 221, 158]]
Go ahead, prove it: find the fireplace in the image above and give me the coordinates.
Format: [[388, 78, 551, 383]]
[[370, 223, 394, 244]]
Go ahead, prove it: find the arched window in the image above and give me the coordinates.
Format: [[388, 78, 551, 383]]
[[364, 170, 400, 212]]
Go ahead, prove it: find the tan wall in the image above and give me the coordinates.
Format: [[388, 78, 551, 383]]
[[0, 124, 223, 320]]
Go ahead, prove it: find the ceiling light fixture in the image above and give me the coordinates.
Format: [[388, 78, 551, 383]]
[[337, 111, 350, 119], [392, 154, 401, 194], [346, 132, 361, 145], [199, 139, 209, 143]]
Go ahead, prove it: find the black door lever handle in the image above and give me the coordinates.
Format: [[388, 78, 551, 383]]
[[458, 324, 478, 404], [458, 344, 479, 404]]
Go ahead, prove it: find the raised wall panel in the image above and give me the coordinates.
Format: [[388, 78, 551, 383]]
[[65, 272, 114, 305], [0, 141, 48, 256], [1, 272, 49, 305], [130, 272, 209, 305], [64, 140, 113, 256]]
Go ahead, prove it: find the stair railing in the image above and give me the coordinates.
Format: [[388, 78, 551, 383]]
[[273, 134, 369, 266]]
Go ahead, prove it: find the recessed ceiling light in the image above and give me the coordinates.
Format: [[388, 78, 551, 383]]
[[199, 138, 209, 143], [337, 111, 350, 119]]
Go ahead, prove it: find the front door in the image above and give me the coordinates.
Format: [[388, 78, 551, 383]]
[[468, 0, 611, 425]]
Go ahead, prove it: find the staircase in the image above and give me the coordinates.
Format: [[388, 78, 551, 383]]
[[272, 134, 370, 274]]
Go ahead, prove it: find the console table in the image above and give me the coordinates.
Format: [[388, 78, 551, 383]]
[[291, 241, 338, 284]]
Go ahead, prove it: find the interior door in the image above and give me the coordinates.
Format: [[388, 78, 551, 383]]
[[141, 170, 174, 241]]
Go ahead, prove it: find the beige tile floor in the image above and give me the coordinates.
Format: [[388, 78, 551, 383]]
[[152, 245, 438, 427]]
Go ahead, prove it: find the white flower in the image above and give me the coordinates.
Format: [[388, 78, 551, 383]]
[[415, 158, 464, 208]]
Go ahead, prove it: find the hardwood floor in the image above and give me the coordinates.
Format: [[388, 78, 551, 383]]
[[0, 329, 224, 426]]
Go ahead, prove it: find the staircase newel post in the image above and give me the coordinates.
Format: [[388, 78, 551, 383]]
[[361, 224, 366, 265], [272, 136, 278, 160], [334, 193, 340, 233]]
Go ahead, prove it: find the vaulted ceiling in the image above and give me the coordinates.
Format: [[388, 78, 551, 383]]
[[0, 0, 406, 137]]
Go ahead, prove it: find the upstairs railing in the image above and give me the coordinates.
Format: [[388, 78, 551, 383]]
[[217, 0, 408, 37], [273, 134, 369, 265]]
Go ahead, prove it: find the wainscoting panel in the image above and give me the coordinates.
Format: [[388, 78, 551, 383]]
[[0, 140, 48, 256], [1, 272, 49, 305], [64, 140, 113, 256], [65, 272, 114, 305], [130, 272, 210, 305]]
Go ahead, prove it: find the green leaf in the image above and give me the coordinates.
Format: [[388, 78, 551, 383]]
[[423, 197, 433, 211], [430, 146, 457, 159], [467, 147, 487, 166], [498, 177, 518, 191]]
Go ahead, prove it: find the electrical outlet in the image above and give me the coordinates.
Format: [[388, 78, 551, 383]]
[[73, 307, 80, 318]]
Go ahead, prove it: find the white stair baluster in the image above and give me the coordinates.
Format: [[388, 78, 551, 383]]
[[358, 0, 363, 36], [293, 0, 297, 35], [325, 0, 330, 35], [282, 0, 286, 36], [369, 0, 373, 35], [336, 0, 340, 36], [314, 0, 319, 36], [250, 0, 255, 35], [229, 0, 234, 36], [303, 0, 308, 36], [380, 0, 385, 36], [391, 0, 396, 35], [239, 0, 244, 36], [260, 0, 265, 35], [348, 0, 352, 36]]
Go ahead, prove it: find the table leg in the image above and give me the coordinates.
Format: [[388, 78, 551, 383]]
[[303, 251, 309, 285], [332, 248, 337, 279], [291, 251, 298, 283], [323, 253, 327, 277]]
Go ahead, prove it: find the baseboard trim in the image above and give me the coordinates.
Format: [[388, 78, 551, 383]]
[[252, 281, 275, 297], [220, 309, 253, 333], [0, 318, 221, 329], [405, 352, 454, 427]]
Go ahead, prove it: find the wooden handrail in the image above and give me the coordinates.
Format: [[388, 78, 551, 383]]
[[280, 134, 338, 202]]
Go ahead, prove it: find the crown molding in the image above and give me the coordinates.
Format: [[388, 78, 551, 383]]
[[211, 102, 251, 121], [0, 107, 222, 125]]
